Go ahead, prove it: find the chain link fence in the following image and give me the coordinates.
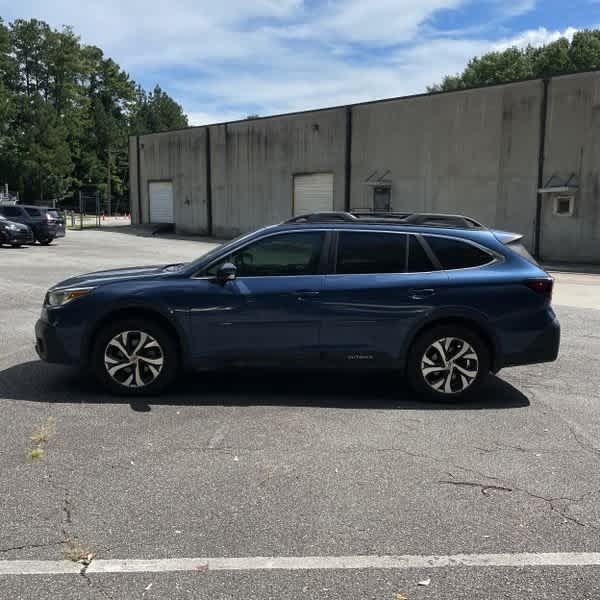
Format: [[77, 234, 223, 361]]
[[66, 191, 130, 229]]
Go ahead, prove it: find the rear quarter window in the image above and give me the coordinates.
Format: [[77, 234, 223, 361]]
[[424, 236, 494, 270], [24, 208, 42, 217]]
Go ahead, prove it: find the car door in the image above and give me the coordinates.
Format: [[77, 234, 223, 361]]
[[188, 230, 328, 363], [320, 231, 449, 365]]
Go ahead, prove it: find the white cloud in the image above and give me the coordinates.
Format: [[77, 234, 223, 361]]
[[187, 110, 247, 126], [492, 26, 579, 50], [0, 1, 587, 124], [177, 25, 582, 120]]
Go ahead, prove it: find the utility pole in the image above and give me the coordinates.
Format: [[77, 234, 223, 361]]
[[107, 148, 112, 217]]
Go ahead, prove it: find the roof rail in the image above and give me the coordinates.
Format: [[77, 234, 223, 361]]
[[285, 212, 357, 223], [285, 211, 484, 229]]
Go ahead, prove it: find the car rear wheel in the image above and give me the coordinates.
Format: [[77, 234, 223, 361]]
[[91, 319, 178, 396], [407, 324, 490, 402]]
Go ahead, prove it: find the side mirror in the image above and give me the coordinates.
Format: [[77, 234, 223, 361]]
[[215, 262, 237, 283]]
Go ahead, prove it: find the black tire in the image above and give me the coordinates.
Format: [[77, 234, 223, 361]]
[[91, 319, 179, 396], [37, 237, 53, 245], [406, 324, 490, 402], [11, 243, 21, 248]]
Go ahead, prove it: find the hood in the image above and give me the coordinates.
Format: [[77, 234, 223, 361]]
[[0, 218, 30, 231], [51, 265, 182, 290]]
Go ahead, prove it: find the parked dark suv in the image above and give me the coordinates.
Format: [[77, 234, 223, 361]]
[[35, 212, 560, 401], [0, 214, 34, 247], [0, 205, 66, 245]]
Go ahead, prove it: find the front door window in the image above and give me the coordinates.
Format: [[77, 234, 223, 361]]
[[207, 231, 325, 277]]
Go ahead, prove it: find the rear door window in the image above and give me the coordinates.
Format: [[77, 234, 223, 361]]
[[336, 232, 407, 274], [424, 236, 493, 270]]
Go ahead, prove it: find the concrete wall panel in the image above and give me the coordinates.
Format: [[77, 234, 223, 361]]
[[209, 109, 347, 237], [541, 73, 600, 262], [137, 128, 208, 234], [350, 80, 541, 246], [128, 136, 139, 225]]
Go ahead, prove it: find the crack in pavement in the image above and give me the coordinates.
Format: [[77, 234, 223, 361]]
[[438, 480, 513, 495], [0, 540, 64, 554], [362, 444, 600, 531], [79, 559, 114, 600]]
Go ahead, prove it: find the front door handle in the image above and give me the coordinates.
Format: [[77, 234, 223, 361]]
[[409, 288, 436, 300]]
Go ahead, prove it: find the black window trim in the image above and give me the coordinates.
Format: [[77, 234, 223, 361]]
[[192, 228, 501, 279], [191, 229, 333, 279]]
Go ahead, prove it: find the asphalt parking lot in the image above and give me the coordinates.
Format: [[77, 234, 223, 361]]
[[1, 228, 600, 599]]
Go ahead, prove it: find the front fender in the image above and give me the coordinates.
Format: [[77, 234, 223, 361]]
[[80, 295, 191, 366]]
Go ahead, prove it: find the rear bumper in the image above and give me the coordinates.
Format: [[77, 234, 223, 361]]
[[33, 224, 65, 240], [502, 316, 560, 368], [35, 318, 78, 365]]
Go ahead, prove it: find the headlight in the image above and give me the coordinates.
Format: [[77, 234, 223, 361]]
[[45, 287, 95, 307], [6, 224, 19, 231]]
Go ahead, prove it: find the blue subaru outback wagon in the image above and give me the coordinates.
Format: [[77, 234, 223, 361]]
[[35, 212, 559, 401]]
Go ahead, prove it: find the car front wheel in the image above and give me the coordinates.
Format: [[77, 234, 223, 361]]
[[37, 237, 54, 245], [407, 325, 490, 402], [91, 319, 179, 396]]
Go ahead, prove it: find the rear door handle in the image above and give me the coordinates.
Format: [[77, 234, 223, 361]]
[[292, 290, 321, 300], [409, 288, 436, 300]]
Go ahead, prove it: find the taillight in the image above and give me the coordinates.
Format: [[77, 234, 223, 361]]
[[525, 278, 553, 301]]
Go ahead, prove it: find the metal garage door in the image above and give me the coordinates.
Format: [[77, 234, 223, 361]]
[[149, 181, 174, 223], [293, 173, 334, 216]]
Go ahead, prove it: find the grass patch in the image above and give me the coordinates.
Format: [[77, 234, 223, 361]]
[[30, 417, 56, 444], [65, 543, 95, 563], [27, 417, 56, 461], [28, 447, 45, 460]]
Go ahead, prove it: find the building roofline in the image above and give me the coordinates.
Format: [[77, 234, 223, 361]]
[[132, 68, 600, 140]]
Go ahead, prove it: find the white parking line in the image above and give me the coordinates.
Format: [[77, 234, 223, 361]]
[[2, 553, 600, 575]]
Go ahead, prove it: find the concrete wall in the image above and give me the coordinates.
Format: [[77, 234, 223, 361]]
[[540, 73, 600, 263], [137, 128, 209, 234], [128, 136, 140, 225], [209, 109, 347, 238], [350, 80, 542, 247], [130, 70, 600, 263]]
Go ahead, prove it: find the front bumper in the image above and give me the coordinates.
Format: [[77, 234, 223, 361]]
[[4, 228, 34, 244], [35, 318, 78, 364], [502, 316, 560, 368]]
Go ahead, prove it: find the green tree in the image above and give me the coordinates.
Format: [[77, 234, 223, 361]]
[[429, 28, 600, 92], [0, 17, 189, 205], [131, 84, 188, 135]]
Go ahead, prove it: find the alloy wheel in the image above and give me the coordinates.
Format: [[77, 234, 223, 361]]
[[420, 336, 479, 394], [104, 330, 164, 388]]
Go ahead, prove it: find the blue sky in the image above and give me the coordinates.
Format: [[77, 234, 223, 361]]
[[1, 0, 597, 124]]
